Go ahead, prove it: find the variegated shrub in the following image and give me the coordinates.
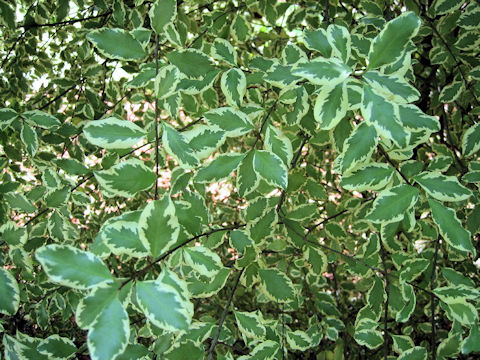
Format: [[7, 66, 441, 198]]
[[0, 0, 479, 359]]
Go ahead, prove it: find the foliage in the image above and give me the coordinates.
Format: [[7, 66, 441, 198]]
[[0, 0, 479, 359]]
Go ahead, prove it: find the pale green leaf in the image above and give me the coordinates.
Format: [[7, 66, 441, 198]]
[[195, 153, 245, 183], [35, 245, 113, 289], [414, 171, 472, 202], [0, 268, 20, 315], [258, 268, 295, 303], [139, 195, 179, 258], [221, 68, 246, 108], [136, 280, 193, 331], [162, 122, 199, 169], [366, 184, 419, 224], [253, 150, 288, 190], [87, 28, 146, 61], [149, 0, 176, 35], [88, 297, 129, 360], [314, 81, 348, 130], [367, 12, 421, 69], [83, 117, 146, 149], [94, 159, 155, 198], [428, 198, 475, 255]]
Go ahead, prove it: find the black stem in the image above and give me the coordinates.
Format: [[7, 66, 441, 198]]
[[154, 34, 160, 200], [207, 267, 245, 360]]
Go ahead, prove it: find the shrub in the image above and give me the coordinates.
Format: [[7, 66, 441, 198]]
[[0, 0, 479, 359]]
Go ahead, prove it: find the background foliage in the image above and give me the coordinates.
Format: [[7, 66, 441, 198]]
[[0, 0, 479, 359]]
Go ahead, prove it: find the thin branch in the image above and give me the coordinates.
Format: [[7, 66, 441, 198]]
[[252, 98, 279, 149], [306, 209, 349, 233], [187, 5, 246, 48], [37, 81, 82, 110], [207, 268, 245, 360], [120, 225, 245, 289], [24, 208, 50, 226], [21, 10, 112, 29], [282, 219, 441, 300], [377, 145, 412, 186], [1, 30, 26, 68], [379, 237, 390, 360], [276, 134, 310, 213], [430, 236, 441, 360], [154, 34, 160, 200]]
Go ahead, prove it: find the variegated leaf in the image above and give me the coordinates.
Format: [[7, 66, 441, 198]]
[[428, 198, 475, 255], [362, 84, 410, 148], [195, 153, 245, 183], [182, 124, 227, 160], [149, 0, 176, 35], [340, 163, 394, 191], [397, 346, 427, 360], [136, 280, 193, 331], [354, 329, 384, 349], [183, 246, 222, 277], [286, 330, 313, 351], [20, 123, 38, 157], [397, 103, 440, 133], [155, 64, 181, 100], [203, 107, 254, 138], [37, 335, 77, 359], [258, 268, 295, 303], [138, 195, 179, 258], [0, 268, 20, 315], [253, 150, 288, 190], [303, 28, 332, 57], [35, 245, 113, 290], [292, 58, 351, 86], [87, 297, 129, 360], [414, 171, 472, 202], [327, 24, 351, 63], [237, 151, 260, 197], [367, 11, 421, 69], [162, 122, 199, 169], [211, 38, 237, 66], [87, 28, 146, 61], [363, 70, 420, 103], [238, 340, 281, 360], [264, 125, 293, 166], [366, 184, 419, 224], [337, 122, 378, 174], [234, 310, 266, 339], [462, 122, 480, 157], [94, 159, 155, 198], [314, 81, 348, 130], [221, 68, 246, 108], [83, 117, 146, 149]]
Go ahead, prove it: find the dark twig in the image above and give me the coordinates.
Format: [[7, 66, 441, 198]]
[[187, 5, 246, 48], [21, 10, 112, 29], [379, 237, 390, 360], [120, 225, 245, 289], [252, 98, 279, 149], [1, 30, 26, 68], [276, 134, 310, 213], [154, 34, 160, 200], [207, 268, 245, 360], [377, 145, 412, 186], [430, 236, 441, 360]]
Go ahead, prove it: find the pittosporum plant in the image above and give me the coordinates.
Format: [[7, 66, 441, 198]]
[[0, 0, 479, 359]]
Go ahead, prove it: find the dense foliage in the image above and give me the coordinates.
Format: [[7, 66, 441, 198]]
[[1, 0, 479, 359]]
